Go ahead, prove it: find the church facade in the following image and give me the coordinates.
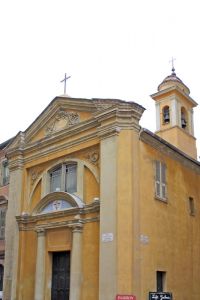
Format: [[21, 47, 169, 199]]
[[1, 70, 200, 300]]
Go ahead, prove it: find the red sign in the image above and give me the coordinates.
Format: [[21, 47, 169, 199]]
[[116, 295, 136, 300]]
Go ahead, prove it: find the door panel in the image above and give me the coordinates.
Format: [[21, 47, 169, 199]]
[[51, 251, 70, 300]]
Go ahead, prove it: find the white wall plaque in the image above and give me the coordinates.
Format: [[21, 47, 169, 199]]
[[140, 234, 149, 244], [102, 232, 114, 242]]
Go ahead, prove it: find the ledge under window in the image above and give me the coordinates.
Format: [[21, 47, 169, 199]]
[[155, 195, 168, 203]]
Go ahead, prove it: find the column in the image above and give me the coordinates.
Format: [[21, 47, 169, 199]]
[[70, 224, 83, 300], [34, 228, 46, 300]]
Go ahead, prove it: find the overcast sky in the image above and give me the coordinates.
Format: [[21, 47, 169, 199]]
[[1, 0, 200, 157]]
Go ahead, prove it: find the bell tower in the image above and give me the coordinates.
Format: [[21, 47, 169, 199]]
[[151, 67, 198, 159]]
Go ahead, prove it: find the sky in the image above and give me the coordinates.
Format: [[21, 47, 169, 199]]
[[0, 0, 200, 157]]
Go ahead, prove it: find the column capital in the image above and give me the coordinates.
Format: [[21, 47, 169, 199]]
[[72, 223, 83, 233], [36, 228, 46, 236]]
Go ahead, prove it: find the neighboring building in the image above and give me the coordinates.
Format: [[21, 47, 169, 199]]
[[2, 69, 200, 300], [0, 139, 12, 297]]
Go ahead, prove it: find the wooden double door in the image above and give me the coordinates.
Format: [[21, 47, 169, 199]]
[[51, 251, 70, 300]]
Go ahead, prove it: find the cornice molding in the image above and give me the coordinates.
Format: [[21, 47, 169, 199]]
[[6, 101, 144, 162], [17, 215, 99, 232], [16, 199, 100, 231], [151, 85, 197, 107], [140, 129, 200, 173]]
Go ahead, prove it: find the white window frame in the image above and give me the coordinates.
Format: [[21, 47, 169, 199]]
[[155, 161, 167, 201]]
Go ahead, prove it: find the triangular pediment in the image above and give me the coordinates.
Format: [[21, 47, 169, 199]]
[[8, 96, 101, 149], [7, 96, 145, 151]]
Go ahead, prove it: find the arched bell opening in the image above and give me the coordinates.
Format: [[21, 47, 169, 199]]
[[162, 106, 170, 124], [181, 107, 187, 129]]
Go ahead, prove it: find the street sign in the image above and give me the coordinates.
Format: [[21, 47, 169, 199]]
[[149, 292, 172, 300], [116, 295, 136, 300]]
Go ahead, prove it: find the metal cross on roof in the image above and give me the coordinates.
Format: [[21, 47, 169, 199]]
[[60, 73, 71, 94], [169, 57, 176, 73]]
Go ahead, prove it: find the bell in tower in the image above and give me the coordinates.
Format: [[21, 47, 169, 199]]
[[163, 106, 170, 124], [181, 107, 187, 129]]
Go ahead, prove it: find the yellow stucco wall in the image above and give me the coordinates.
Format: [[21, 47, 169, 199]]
[[139, 141, 200, 299], [157, 126, 197, 158], [81, 222, 99, 300], [84, 166, 99, 204], [17, 230, 37, 299]]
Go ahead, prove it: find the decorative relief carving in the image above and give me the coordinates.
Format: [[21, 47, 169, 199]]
[[85, 150, 99, 165], [30, 167, 43, 185], [93, 99, 113, 111], [45, 109, 80, 136]]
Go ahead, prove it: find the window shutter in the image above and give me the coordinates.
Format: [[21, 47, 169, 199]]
[[161, 163, 166, 199], [155, 161, 161, 197], [155, 161, 167, 200]]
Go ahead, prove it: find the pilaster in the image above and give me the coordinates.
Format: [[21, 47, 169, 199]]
[[34, 228, 46, 300], [69, 224, 83, 300], [99, 133, 118, 299], [3, 156, 24, 300], [155, 102, 160, 131], [171, 97, 178, 126]]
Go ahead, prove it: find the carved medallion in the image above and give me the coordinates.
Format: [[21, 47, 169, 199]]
[[45, 109, 80, 136], [85, 150, 99, 165]]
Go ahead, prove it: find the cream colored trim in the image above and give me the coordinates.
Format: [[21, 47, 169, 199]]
[[34, 228, 46, 300], [190, 109, 194, 135], [70, 224, 83, 300], [32, 192, 84, 215], [171, 97, 178, 126], [155, 102, 160, 130], [151, 85, 198, 106]]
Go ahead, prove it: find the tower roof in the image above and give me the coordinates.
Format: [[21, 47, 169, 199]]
[[158, 68, 190, 95]]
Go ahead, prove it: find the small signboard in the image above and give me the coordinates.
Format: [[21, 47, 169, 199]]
[[102, 232, 114, 242], [116, 295, 136, 300], [149, 292, 172, 300]]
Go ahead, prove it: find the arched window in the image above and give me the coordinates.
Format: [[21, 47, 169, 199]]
[[162, 106, 170, 124], [32, 192, 84, 215], [181, 107, 187, 129], [49, 163, 77, 194], [41, 199, 73, 213]]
